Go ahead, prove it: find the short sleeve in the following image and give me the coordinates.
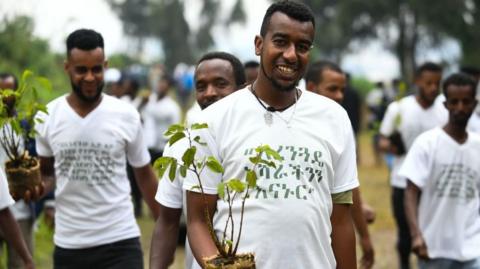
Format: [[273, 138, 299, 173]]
[[331, 112, 359, 193], [379, 102, 400, 137], [155, 142, 188, 209], [127, 117, 151, 167], [398, 134, 430, 189], [35, 111, 53, 157]]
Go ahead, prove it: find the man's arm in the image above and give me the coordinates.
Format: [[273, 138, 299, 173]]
[[351, 188, 374, 269], [0, 208, 35, 269], [133, 164, 161, 219], [149, 204, 182, 269], [186, 190, 218, 267], [404, 180, 428, 259], [331, 203, 356, 269]]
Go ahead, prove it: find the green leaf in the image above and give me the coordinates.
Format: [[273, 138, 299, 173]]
[[153, 157, 174, 179], [168, 132, 186, 146], [261, 145, 282, 161], [164, 124, 185, 137], [191, 122, 208, 130], [258, 159, 276, 168], [190, 185, 201, 191], [206, 156, 224, 173], [168, 159, 178, 181], [182, 146, 196, 167], [179, 165, 187, 177], [246, 170, 257, 188], [249, 156, 260, 164], [227, 178, 246, 193], [217, 182, 225, 199], [193, 135, 207, 146]]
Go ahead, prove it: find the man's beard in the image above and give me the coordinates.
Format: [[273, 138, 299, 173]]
[[260, 59, 298, 92], [71, 81, 104, 103]]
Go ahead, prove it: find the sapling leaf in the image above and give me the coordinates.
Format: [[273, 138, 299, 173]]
[[191, 122, 208, 130], [246, 170, 257, 188], [153, 157, 174, 179], [193, 135, 207, 146], [164, 124, 184, 137], [227, 179, 246, 193], [190, 185, 201, 191], [179, 165, 187, 177], [264, 147, 283, 161], [182, 146, 196, 167], [249, 156, 260, 164], [259, 159, 277, 168], [217, 182, 225, 199], [206, 156, 224, 173], [168, 132, 186, 146], [168, 159, 178, 181]]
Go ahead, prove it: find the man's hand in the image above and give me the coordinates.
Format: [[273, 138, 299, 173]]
[[412, 234, 429, 260], [11, 182, 45, 203], [362, 203, 376, 224], [359, 235, 374, 269]]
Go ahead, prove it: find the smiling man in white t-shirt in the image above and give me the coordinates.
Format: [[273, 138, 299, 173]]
[[402, 73, 480, 269], [185, 2, 358, 268], [33, 29, 160, 269]]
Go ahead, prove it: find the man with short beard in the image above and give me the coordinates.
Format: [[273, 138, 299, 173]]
[[34, 29, 160, 269], [185, 1, 358, 268], [379, 62, 447, 269]]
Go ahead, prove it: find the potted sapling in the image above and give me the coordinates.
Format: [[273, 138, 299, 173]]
[[154, 123, 282, 269], [0, 70, 50, 199]]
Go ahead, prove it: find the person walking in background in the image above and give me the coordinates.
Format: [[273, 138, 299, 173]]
[[33, 29, 160, 269], [378, 62, 447, 269], [305, 60, 375, 269], [402, 73, 480, 269]]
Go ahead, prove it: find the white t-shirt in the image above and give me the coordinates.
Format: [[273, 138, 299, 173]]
[[142, 94, 181, 151], [468, 110, 480, 133], [35, 94, 151, 249], [183, 88, 359, 269], [0, 168, 14, 210], [380, 95, 447, 188], [185, 102, 201, 125], [399, 128, 480, 261]]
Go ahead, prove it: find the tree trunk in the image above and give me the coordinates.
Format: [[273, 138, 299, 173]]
[[396, 2, 417, 85]]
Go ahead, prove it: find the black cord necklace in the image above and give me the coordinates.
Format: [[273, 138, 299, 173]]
[[249, 84, 300, 127], [249, 84, 299, 112]]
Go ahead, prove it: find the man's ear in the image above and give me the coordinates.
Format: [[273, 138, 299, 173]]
[[254, 35, 263, 56]]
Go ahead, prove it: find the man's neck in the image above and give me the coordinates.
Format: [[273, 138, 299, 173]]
[[253, 76, 298, 110], [67, 93, 102, 118], [443, 123, 468, 144]]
